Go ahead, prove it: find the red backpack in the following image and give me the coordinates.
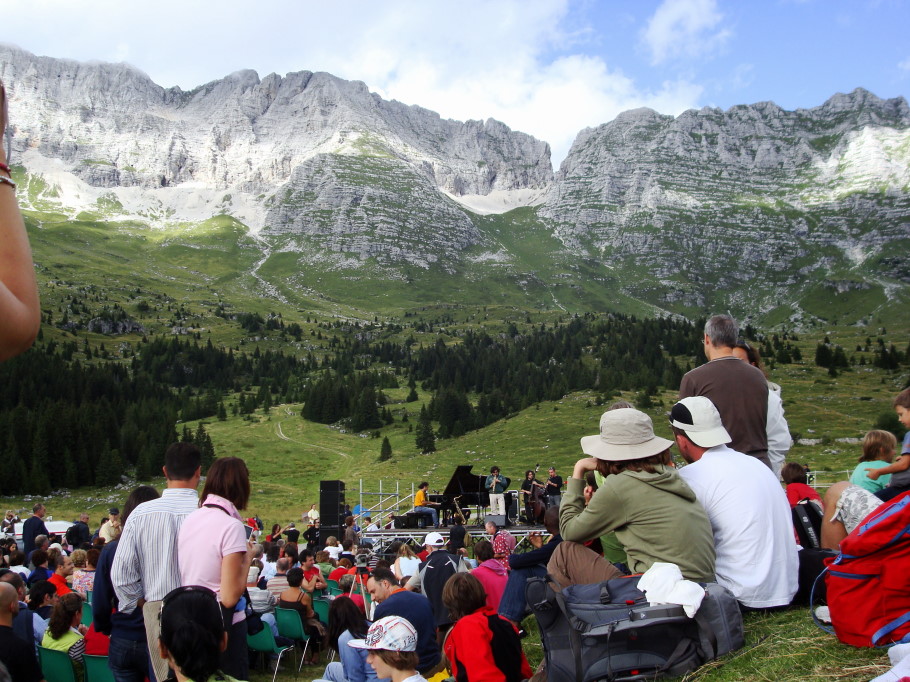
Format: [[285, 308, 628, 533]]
[[823, 491, 910, 647]]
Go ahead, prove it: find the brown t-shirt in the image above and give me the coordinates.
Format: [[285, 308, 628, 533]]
[[679, 356, 770, 466]]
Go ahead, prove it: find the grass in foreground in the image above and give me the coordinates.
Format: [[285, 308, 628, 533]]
[[246, 606, 892, 682]]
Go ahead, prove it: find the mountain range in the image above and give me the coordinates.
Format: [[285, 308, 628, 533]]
[[2, 44, 908, 326]]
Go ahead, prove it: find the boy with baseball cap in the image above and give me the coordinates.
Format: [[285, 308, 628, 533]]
[[349, 615, 427, 682]]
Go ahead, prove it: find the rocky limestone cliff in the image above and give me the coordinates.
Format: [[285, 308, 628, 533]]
[[0, 44, 551, 262], [538, 89, 910, 315]]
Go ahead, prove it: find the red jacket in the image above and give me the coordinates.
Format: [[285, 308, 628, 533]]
[[444, 606, 533, 682]]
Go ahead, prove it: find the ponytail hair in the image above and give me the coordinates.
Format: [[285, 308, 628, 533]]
[[159, 586, 225, 682]]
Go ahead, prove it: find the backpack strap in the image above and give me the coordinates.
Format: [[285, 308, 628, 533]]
[[873, 611, 910, 647]]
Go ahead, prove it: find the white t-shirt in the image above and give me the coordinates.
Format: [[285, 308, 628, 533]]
[[326, 545, 342, 560], [679, 445, 798, 608]]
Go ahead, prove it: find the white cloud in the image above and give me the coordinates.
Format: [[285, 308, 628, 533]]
[[899, 57, 910, 73], [640, 0, 732, 65]]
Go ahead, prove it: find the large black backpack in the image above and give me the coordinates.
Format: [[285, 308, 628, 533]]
[[526, 574, 743, 682], [792, 498, 824, 549]]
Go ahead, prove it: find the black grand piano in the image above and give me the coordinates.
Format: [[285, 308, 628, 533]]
[[428, 465, 515, 526]]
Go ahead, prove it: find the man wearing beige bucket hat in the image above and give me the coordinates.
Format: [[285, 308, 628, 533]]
[[547, 407, 716, 588]]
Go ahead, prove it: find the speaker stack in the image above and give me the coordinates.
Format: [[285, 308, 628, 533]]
[[319, 479, 345, 542]]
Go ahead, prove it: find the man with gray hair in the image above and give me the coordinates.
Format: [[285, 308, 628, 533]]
[[679, 314, 771, 467]]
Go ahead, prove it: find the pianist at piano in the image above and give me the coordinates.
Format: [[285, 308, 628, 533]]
[[413, 481, 441, 528]]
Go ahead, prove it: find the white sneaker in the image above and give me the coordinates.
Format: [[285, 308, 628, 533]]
[[814, 606, 831, 624]]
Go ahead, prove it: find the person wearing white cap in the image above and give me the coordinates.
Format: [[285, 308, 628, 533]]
[[406, 532, 468, 630], [349, 616, 428, 682], [671, 396, 798, 609], [549, 408, 716, 588]]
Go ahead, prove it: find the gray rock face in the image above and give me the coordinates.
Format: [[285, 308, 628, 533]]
[[3, 43, 908, 318], [1, 44, 551, 259], [539, 89, 910, 312]]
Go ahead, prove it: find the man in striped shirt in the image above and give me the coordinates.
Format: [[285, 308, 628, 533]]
[[111, 443, 201, 682]]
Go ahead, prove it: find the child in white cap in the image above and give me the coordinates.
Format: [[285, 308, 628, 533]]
[[349, 615, 427, 682]]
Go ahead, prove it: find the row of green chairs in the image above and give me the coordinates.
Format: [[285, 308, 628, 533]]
[[37, 647, 112, 682]]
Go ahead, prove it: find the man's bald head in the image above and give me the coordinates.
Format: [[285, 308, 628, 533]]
[[0, 582, 18, 622], [0, 571, 25, 600]]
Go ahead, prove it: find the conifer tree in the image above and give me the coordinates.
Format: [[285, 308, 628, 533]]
[[379, 436, 392, 462], [415, 405, 436, 454]]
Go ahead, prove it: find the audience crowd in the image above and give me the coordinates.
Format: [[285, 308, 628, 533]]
[[1, 314, 908, 682]]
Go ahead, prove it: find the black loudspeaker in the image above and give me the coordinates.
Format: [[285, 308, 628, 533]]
[[319, 480, 345, 529], [507, 494, 519, 523], [484, 514, 510, 528], [320, 525, 341, 545]]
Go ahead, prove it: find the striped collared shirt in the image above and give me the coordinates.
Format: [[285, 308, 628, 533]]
[[111, 487, 199, 613]]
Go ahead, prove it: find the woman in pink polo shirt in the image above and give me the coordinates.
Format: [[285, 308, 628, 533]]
[[177, 457, 254, 680]]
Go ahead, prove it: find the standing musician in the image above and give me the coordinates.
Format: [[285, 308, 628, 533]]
[[545, 466, 564, 508], [519, 470, 545, 523], [485, 467, 508, 516]]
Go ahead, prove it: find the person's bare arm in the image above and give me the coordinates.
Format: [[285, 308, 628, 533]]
[[220, 550, 251, 608], [867, 454, 910, 480], [0, 138, 40, 362]]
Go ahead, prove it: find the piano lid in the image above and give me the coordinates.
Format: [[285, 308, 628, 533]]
[[441, 465, 489, 499]]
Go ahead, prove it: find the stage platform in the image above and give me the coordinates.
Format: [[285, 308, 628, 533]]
[[362, 522, 548, 557]]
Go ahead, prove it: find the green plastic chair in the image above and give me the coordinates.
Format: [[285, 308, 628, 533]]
[[247, 622, 296, 682], [312, 597, 330, 624], [81, 601, 94, 627], [83, 654, 115, 682], [275, 606, 310, 673], [38, 645, 77, 682]]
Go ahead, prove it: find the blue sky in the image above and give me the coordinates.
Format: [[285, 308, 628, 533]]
[[4, 0, 908, 165]]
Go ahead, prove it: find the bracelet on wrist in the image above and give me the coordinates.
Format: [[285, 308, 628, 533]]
[[0, 162, 10, 176], [0, 175, 15, 191]]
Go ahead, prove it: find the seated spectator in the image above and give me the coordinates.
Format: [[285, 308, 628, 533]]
[[315, 550, 334, 580], [393, 544, 421, 585], [0, 571, 47, 650], [324, 536, 342, 561], [278, 567, 325, 662], [25, 550, 52, 588], [261, 544, 281, 582], [72, 549, 98, 597], [367, 567, 440, 675], [821, 482, 884, 550], [470, 540, 507, 611], [330, 558, 353, 583], [27, 580, 56, 620], [852, 430, 898, 494], [338, 574, 367, 615], [157, 585, 231, 682], [7, 550, 28, 579], [485, 519, 515, 570], [498, 506, 562, 629], [267, 556, 292, 599], [348, 616, 425, 682], [782, 462, 823, 508], [869, 388, 910, 502], [47, 553, 74, 596], [406, 532, 469, 632], [314, 595, 375, 682], [247, 565, 276, 614], [442, 573, 533, 682], [339, 540, 356, 566], [0, 582, 42, 682], [284, 543, 300, 568], [301, 549, 328, 592], [672, 396, 798, 608], [41, 593, 87, 671], [551, 407, 715, 587]]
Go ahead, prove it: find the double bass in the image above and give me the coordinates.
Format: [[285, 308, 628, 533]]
[[527, 464, 546, 524]]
